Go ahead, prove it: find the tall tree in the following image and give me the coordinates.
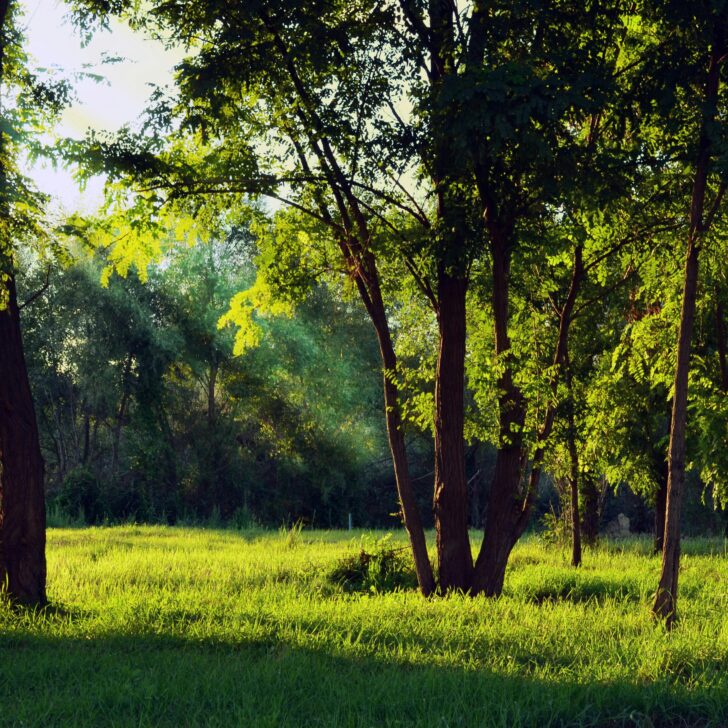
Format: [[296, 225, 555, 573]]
[[0, 0, 52, 605], [653, 4, 728, 626]]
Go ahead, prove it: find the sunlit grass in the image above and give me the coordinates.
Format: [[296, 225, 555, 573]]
[[1, 527, 726, 726]]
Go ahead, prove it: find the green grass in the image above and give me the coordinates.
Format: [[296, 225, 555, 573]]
[[1, 527, 727, 727]]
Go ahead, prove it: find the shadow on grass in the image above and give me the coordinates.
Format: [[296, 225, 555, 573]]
[[515, 575, 645, 605], [0, 629, 725, 728]]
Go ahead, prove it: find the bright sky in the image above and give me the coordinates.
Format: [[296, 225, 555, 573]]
[[20, 0, 182, 212]]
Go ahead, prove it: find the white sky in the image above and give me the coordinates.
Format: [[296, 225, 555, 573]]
[[20, 0, 181, 212]]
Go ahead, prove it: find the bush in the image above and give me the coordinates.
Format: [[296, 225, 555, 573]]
[[328, 536, 417, 593]]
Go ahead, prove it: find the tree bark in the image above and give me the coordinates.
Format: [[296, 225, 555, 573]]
[[363, 264, 437, 597], [565, 358, 581, 567], [653, 23, 725, 627], [432, 268, 473, 591], [0, 275, 47, 605], [207, 361, 218, 427], [653, 471, 667, 555], [472, 241, 583, 594], [471, 231, 526, 596], [653, 240, 699, 626]]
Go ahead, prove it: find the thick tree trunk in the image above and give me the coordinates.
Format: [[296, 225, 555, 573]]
[[433, 268, 473, 592], [0, 275, 47, 606], [654, 25, 724, 627]]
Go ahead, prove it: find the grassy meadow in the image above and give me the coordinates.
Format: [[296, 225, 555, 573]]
[[1, 526, 727, 727]]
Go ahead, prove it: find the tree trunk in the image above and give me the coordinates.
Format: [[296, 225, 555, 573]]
[[0, 275, 47, 606], [283, 123, 436, 595], [432, 268, 473, 592], [472, 240, 583, 593], [471, 231, 526, 596], [81, 407, 91, 465], [654, 240, 699, 626], [653, 472, 667, 555], [653, 24, 724, 627], [365, 274, 436, 597], [207, 361, 218, 426], [566, 360, 581, 567]]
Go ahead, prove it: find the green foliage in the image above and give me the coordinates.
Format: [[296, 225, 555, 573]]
[[21, 229, 401, 528], [328, 535, 417, 593]]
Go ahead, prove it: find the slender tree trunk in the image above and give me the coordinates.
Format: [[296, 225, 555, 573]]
[[654, 240, 699, 626], [653, 471, 667, 555], [565, 357, 581, 567], [433, 268, 473, 591], [81, 407, 91, 465], [654, 21, 725, 626], [207, 362, 218, 426], [365, 273, 436, 597], [0, 275, 47, 605], [282, 121, 436, 595]]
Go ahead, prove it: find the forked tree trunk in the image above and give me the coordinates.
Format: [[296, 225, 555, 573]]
[[432, 268, 473, 592], [654, 21, 725, 627], [471, 231, 526, 596], [0, 275, 47, 605], [472, 240, 583, 594]]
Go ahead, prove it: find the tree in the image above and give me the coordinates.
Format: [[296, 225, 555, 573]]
[[651, 4, 728, 627], [0, 0, 65, 605]]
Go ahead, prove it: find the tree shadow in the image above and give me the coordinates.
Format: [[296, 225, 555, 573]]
[[0, 629, 724, 727]]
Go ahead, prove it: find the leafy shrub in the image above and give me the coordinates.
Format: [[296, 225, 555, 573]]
[[329, 536, 417, 593], [540, 502, 571, 547]]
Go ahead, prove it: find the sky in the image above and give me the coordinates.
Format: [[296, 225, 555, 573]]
[[19, 0, 181, 212]]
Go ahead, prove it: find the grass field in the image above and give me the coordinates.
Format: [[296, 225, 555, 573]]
[[1, 527, 726, 727]]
